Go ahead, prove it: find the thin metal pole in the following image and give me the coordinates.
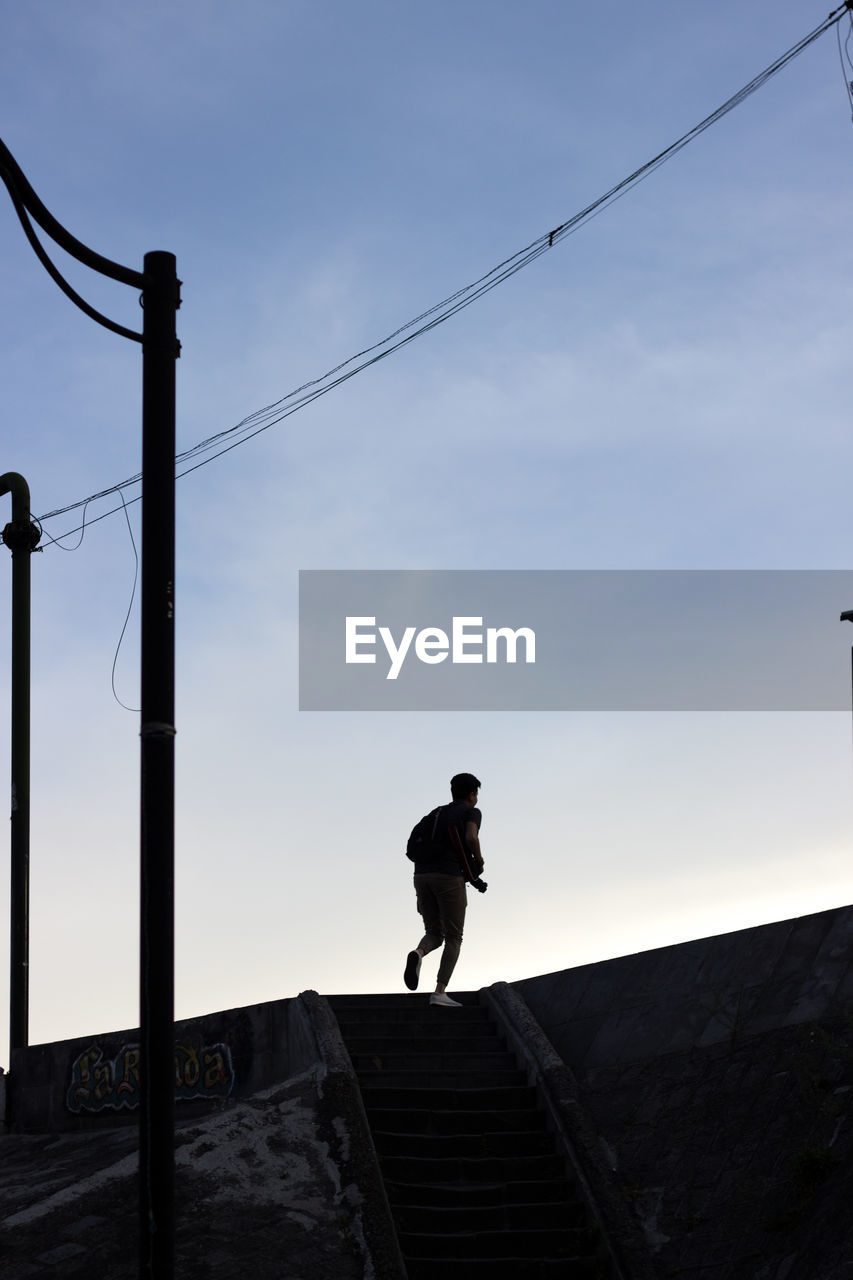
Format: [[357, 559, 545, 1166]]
[[0, 473, 39, 1059], [139, 251, 179, 1280]]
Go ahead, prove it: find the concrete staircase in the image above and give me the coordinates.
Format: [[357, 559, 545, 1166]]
[[327, 993, 613, 1279]]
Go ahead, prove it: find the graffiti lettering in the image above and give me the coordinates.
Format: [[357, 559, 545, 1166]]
[[66, 1041, 234, 1114]]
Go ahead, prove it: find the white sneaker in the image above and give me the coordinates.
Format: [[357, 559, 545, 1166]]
[[429, 992, 462, 1007]]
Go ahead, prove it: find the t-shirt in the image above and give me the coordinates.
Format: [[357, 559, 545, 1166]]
[[413, 802, 482, 877]]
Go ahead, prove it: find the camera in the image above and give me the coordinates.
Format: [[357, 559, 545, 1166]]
[[470, 876, 488, 894]]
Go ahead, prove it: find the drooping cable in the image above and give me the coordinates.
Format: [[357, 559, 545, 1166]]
[[111, 490, 141, 713], [8, 192, 143, 344], [0, 143, 143, 344], [837, 8, 853, 119]]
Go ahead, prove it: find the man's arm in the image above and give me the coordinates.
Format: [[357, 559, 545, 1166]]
[[465, 821, 483, 872]]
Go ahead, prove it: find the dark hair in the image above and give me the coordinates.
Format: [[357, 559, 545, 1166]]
[[450, 772, 481, 801]]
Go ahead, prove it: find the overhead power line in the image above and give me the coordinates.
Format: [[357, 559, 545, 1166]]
[[36, 3, 853, 544]]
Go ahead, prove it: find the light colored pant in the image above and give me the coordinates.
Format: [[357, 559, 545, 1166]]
[[414, 873, 467, 986]]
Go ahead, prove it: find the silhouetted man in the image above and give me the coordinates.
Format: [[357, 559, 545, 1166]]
[[404, 772, 483, 1007]]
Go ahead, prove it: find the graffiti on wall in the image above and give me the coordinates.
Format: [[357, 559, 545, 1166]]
[[66, 1040, 235, 1114]]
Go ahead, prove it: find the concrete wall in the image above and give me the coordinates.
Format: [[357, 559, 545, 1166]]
[[12, 902, 853, 1142], [507, 904, 853, 1277], [512, 903, 853, 1073], [8, 991, 322, 1134]]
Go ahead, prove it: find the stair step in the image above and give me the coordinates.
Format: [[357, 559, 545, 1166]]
[[355, 1068, 526, 1089], [374, 1128, 555, 1158], [385, 1177, 573, 1209], [360, 1083, 539, 1110], [327, 992, 483, 1008], [336, 1015, 494, 1037], [345, 1034, 505, 1054], [366, 1105, 546, 1135], [349, 1051, 518, 1073], [398, 1226, 598, 1259], [405, 1257, 605, 1280], [328, 996, 488, 1024], [379, 1152, 566, 1183], [391, 1199, 589, 1233]]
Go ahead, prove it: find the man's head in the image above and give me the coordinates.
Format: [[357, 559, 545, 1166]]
[[450, 772, 481, 803]]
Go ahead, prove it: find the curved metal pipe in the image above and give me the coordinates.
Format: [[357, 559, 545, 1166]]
[[0, 139, 143, 289]]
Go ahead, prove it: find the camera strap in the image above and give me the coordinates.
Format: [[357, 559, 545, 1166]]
[[447, 820, 478, 884]]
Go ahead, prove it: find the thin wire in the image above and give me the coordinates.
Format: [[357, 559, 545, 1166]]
[[111, 491, 141, 713], [36, 499, 93, 551], [839, 11, 853, 118], [36, 4, 851, 538], [39, 475, 141, 524], [32, 493, 139, 546]]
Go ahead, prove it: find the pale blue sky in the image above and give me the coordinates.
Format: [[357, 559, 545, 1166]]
[[0, 1, 852, 1066]]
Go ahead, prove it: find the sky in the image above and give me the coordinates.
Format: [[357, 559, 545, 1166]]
[[0, 0, 852, 1069]]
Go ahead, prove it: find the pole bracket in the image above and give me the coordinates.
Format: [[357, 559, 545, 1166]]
[[140, 721, 177, 739], [2, 521, 41, 555]]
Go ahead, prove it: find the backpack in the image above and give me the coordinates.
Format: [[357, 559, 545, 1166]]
[[406, 807, 448, 862]]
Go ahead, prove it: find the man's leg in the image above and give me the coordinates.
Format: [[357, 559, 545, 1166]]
[[414, 875, 445, 956], [406, 875, 445, 990], [431, 875, 467, 991]]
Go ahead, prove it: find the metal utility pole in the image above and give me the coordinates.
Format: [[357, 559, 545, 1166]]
[[139, 250, 179, 1276], [0, 473, 40, 1057], [841, 610, 853, 775], [0, 139, 180, 1279]]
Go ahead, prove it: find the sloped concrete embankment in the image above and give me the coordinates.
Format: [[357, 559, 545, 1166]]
[[0, 990, 404, 1279], [513, 903, 853, 1278]]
